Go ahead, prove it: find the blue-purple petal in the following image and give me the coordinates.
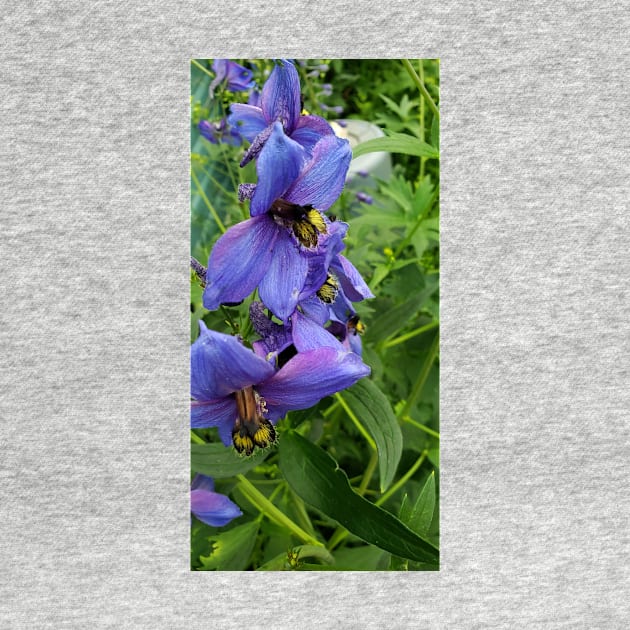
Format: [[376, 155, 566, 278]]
[[228, 104, 267, 142], [249, 122, 307, 216], [203, 215, 278, 310], [258, 229, 309, 322], [224, 60, 254, 91], [191, 489, 242, 527], [330, 254, 375, 301], [290, 115, 334, 154], [190, 396, 237, 437], [258, 347, 370, 418], [291, 311, 344, 352], [299, 295, 330, 325], [191, 473, 215, 492], [261, 60, 301, 133], [191, 323, 275, 400], [284, 135, 352, 211]]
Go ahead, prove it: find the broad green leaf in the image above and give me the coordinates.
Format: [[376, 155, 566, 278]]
[[340, 379, 403, 491], [191, 442, 269, 477], [400, 471, 436, 537], [198, 520, 259, 571], [352, 132, 439, 160], [279, 431, 438, 565]]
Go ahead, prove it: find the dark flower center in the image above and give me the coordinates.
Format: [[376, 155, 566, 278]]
[[233, 386, 276, 456], [317, 274, 339, 304], [271, 199, 327, 248]]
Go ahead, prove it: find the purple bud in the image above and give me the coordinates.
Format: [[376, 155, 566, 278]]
[[356, 192, 373, 205], [320, 83, 333, 96], [357, 169, 369, 178]]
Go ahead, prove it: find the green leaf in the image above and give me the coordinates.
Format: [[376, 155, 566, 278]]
[[279, 431, 438, 565], [198, 520, 259, 570], [334, 545, 389, 570], [191, 442, 269, 477], [366, 280, 438, 343], [400, 471, 436, 537], [352, 132, 439, 160], [340, 379, 403, 491]]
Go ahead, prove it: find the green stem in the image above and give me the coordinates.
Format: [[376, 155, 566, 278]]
[[218, 142, 244, 218], [376, 450, 427, 506], [334, 393, 376, 451], [191, 168, 226, 233], [418, 60, 426, 179], [220, 306, 239, 333], [402, 59, 439, 121], [358, 450, 379, 495], [382, 321, 439, 349], [399, 332, 439, 419], [290, 489, 317, 537], [402, 415, 440, 440], [191, 59, 214, 79], [236, 474, 323, 547], [190, 430, 205, 445]]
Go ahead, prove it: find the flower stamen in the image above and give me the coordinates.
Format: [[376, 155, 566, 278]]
[[233, 386, 276, 455]]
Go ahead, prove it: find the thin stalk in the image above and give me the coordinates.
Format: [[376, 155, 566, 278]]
[[382, 321, 439, 349], [190, 430, 205, 445], [402, 59, 439, 121], [418, 59, 426, 179], [220, 306, 239, 334], [191, 169, 226, 233], [399, 332, 439, 419], [334, 393, 376, 451], [357, 450, 379, 495], [290, 489, 317, 537], [191, 59, 213, 80], [217, 142, 244, 217], [402, 415, 440, 440], [375, 450, 427, 506], [236, 474, 323, 547]]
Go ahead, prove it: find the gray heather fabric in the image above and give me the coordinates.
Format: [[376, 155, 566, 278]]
[[1, 2, 628, 628]]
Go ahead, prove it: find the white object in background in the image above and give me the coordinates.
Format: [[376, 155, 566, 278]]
[[331, 119, 392, 181]]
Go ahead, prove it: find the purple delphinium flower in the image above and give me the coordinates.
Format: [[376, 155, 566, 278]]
[[203, 133, 352, 322], [191, 323, 370, 454], [198, 118, 243, 146], [327, 313, 365, 357], [319, 104, 344, 116], [320, 83, 333, 97], [191, 474, 242, 527], [208, 59, 254, 97], [293, 219, 374, 326], [228, 60, 334, 166], [248, 301, 346, 365]]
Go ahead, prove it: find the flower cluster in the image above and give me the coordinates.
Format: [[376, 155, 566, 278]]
[[191, 59, 373, 457]]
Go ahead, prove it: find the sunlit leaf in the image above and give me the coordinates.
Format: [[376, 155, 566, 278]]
[[198, 520, 259, 570]]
